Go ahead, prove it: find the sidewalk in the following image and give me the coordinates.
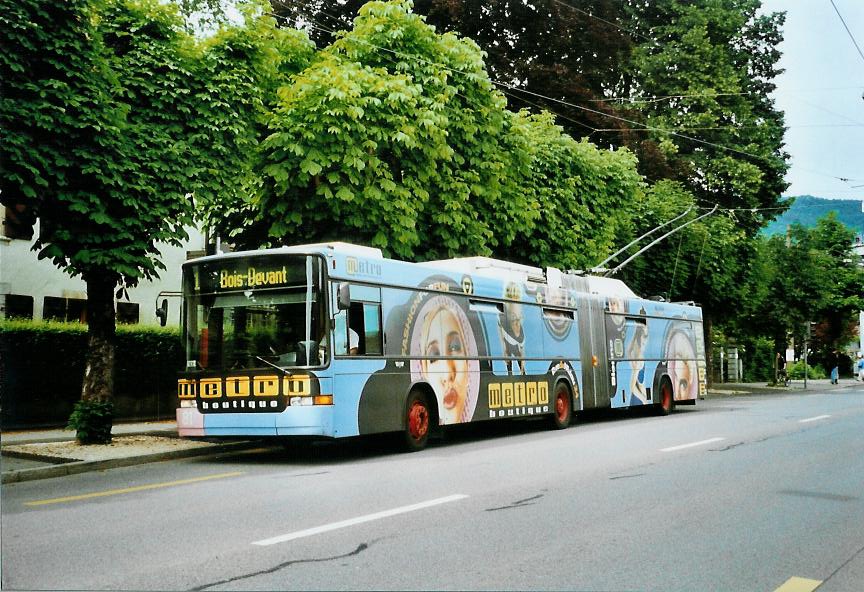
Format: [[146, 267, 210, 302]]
[[3, 379, 861, 484], [2, 420, 257, 484], [707, 377, 861, 397]]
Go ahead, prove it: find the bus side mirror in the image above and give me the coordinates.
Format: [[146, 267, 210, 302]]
[[337, 283, 351, 311], [156, 299, 169, 327]]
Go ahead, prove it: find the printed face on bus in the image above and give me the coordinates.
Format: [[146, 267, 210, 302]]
[[507, 306, 523, 338], [419, 305, 471, 424], [408, 290, 481, 425], [628, 323, 648, 401], [666, 328, 698, 399]]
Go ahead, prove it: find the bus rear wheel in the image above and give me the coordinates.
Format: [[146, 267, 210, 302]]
[[403, 390, 432, 452], [656, 380, 674, 416], [549, 381, 572, 429]]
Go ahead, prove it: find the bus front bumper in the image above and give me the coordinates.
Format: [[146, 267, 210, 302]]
[[176, 405, 335, 438]]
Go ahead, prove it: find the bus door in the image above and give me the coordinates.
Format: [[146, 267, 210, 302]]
[[577, 294, 611, 409]]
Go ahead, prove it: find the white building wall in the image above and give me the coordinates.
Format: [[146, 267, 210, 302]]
[[0, 210, 205, 327]]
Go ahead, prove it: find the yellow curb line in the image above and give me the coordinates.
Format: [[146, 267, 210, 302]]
[[773, 576, 822, 592], [25, 471, 244, 507]]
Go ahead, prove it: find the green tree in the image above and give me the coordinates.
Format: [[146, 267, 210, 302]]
[[251, 1, 645, 268], [255, 0, 537, 260], [191, 4, 315, 240], [736, 231, 827, 354], [502, 110, 642, 271], [1, 0, 305, 441], [2, 0, 184, 443], [804, 214, 864, 350], [735, 214, 864, 369], [628, 0, 788, 224], [279, 1, 641, 152]]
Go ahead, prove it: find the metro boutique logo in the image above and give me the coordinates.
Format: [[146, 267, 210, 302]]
[[346, 257, 383, 277]]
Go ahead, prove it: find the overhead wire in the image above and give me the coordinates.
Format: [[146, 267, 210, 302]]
[[829, 0, 864, 66], [591, 87, 864, 104]]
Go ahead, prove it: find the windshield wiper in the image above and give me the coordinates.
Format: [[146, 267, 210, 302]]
[[255, 355, 292, 376]]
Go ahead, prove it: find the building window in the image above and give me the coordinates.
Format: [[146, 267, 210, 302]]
[[43, 296, 87, 323], [2, 294, 34, 319], [116, 302, 140, 324], [3, 204, 35, 240]]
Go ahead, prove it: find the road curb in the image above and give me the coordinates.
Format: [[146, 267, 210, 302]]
[[1, 441, 258, 484], [1, 429, 181, 448]]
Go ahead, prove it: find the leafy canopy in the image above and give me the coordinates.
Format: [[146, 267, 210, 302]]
[[251, 0, 642, 267], [2, 0, 197, 286]]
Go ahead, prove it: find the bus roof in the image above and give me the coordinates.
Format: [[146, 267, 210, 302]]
[[422, 256, 545, 282], [279, 242, 384, 259], [187, 242, 642, 301]]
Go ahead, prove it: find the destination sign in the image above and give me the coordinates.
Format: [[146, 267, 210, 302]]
[[219, 266, 289, 289], [187, 255, 320, 294]]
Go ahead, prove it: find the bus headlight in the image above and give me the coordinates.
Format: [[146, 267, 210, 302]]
[[289, 395, 333, 406]]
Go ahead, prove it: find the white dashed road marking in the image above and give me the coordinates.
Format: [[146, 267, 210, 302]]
[[660, 437, 725, 453], [252, 494, 469, 546]]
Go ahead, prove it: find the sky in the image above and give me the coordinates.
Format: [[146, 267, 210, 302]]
[[760, 0, 864, 201]]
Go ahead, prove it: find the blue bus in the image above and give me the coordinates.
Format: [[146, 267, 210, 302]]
[[176, 242, 706, 450]]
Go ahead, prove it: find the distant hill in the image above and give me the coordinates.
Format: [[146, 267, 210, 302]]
[[762, 195, 864, 237]]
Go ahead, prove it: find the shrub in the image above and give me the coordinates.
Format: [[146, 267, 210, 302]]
[[742, 338, 774, 383], [0, 320, 183, 429], [67, 399, 114, 444], [787, 360, 826, 380]]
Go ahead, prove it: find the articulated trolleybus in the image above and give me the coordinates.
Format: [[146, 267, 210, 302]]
[[177, 242, 707, 450]]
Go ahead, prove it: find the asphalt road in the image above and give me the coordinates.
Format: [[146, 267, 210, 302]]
[[3, 386, 864, 592]]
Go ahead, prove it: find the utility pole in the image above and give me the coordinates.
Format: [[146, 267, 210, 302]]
[[803, 336, 808, 390], [804, 321, 816, 390]]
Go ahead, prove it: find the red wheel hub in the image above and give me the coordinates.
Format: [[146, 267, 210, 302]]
[[408, 401, 429, 441], [662, 385, 672, 411], [556, 390, 569, 422]]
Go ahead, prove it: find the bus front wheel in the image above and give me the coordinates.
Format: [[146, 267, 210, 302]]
[[403, 390, 432, 452], [549, 381, 572, 429]]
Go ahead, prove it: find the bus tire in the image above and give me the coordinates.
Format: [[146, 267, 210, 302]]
[[549, 381, 572, 429], [403, 389, 432, 452], [655, 378, 675, 416]]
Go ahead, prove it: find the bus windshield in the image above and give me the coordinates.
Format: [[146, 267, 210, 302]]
[[182, 254, 327, 371]]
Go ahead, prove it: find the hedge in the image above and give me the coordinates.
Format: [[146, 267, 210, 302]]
[[0, 320, 184, 429]]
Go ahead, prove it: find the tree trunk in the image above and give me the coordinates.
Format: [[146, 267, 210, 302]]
[[81, 271, 116, 404]]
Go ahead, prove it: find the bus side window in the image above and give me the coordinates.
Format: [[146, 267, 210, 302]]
[[347, 302, 364, 355], [338, 285, 383, 357], [363, 302, 383, 355], [348, 302, 384, 355]]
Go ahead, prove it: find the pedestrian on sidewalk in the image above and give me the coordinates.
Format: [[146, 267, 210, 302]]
[[856, 353, 864, 382], [775, 352, 788, 386], [828, 350, 839, 385]]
